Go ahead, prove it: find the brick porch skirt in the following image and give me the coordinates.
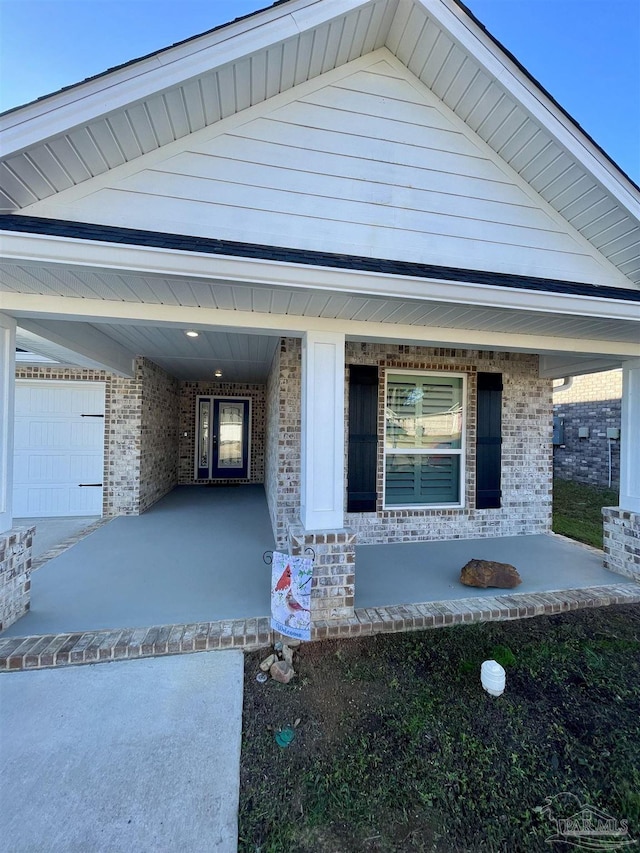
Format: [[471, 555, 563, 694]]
[[2, 582, 639, 672]]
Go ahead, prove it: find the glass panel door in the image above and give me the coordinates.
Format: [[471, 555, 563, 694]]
[[213, 399, 250, 478], [195, 397, 250, 480]]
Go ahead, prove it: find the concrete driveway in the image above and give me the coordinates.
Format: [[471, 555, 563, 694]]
[[0, 651, 244, 853]]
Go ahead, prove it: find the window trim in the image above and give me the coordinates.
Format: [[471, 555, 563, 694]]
[[383, 369, 466, 510]]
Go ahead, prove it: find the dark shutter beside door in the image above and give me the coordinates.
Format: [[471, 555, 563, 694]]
[[347, 365, 378, 512], [476, 372, 502, 509]]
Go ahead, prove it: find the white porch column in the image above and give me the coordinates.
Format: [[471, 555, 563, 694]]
[[300, 331, 345, 530], [602, 358, 640, 582], [0, 313, 16, 534], [619, 358, 640, 512]]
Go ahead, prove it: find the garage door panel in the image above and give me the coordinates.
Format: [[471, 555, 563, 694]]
[[13, 485, 102, 516], [15, 419, 103, 451], [25, 453, 102, 483], [13, 381, 105, 518], [16, 385, 104, 416]]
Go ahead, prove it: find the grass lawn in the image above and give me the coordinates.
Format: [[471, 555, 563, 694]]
[[240, 605, 640, 852], [552, 478, 618, 549]]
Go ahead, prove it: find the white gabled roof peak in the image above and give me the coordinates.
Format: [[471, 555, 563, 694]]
[[1, 0, 639, 285]]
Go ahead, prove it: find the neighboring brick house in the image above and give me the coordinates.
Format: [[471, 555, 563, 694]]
[[1, 0, 639, 632], [553, 370, 622, 489]]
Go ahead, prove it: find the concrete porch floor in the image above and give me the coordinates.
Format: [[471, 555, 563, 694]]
[[6, 485, 275, 637], [15, 515, 102, 563], [355, 533, 617, 609], [3, 484, 633, 639], [13, 515, 105, 569]]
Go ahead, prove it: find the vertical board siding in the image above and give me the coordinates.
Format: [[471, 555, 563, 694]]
[[28, 60, 614, 284]]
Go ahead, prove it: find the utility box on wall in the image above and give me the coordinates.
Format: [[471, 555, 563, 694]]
[[553, 416, 565, 446]]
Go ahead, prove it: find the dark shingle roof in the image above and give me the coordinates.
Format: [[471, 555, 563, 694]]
[[2, 214, 639, 304]]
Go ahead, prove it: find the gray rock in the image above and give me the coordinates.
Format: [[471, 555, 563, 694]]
[[259, 654, 277, 672]]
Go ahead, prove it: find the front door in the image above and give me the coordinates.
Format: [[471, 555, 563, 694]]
[[196, 397, 250, 480]]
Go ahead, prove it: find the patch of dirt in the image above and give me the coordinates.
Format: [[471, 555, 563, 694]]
[[239, 605, 640, 853]]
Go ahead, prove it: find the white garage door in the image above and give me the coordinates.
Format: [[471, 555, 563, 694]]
[[13, 381, 105, 517]]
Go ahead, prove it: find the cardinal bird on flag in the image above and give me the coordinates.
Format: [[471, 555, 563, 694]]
[[275, 563, 292, 591]]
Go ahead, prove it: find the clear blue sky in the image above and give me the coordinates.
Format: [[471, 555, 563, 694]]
[[1, 0, 638, 183]]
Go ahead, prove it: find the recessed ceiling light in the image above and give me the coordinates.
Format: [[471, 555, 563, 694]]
[[214, 369, 222, 378], [184, 330, 199, 338]]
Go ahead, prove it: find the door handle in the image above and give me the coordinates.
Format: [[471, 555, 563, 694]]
[[81, 414, 104, 418], [78, 483, 103, 487]]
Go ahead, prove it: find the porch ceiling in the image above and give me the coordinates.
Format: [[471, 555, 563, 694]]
[[1, 0, 639, 286], [15, 323, 279, 383]]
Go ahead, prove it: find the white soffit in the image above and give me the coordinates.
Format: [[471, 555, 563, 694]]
[[2, 262, 638, 346], [1, 0, 639, 285], [15, 327, 106, 370]]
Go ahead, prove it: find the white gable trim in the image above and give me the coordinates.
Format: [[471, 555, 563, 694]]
[[19, 52, 391, 211], [1, 0, 638, 288], [437, 0, 640, 214], [20, 51, 633, 291], [3, 0, 637, 219], [372, 53, 634, 287], [0, 0, 368, 157]]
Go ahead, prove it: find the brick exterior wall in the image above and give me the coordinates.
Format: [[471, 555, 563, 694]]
[[265, 338, 302, 548], [344, 344, 552, 543], [178, 381, 265, 485], [139, 359, 180, 512], [0, 526, 33, 633], [603, 508, 640, 581], [553, 370, 622, 489], [108, 371, 143, 515], [264, 339, 552, 548], [15, 359, 179, 516]]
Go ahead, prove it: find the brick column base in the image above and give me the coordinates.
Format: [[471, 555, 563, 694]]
[[603, 507, 640, 582], [1, 527, 34, 633], [288, 524, 356, 622]]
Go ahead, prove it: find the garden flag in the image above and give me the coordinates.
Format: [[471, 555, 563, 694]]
[[270, 551, 312, 641]]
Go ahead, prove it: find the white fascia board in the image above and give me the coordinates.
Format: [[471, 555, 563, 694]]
[[430, 0, 640, 219], [2, 230, 639, 324], [0, 0, 362, 158], [3, 292, 639, 361], [16, 318, 135, 376]]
